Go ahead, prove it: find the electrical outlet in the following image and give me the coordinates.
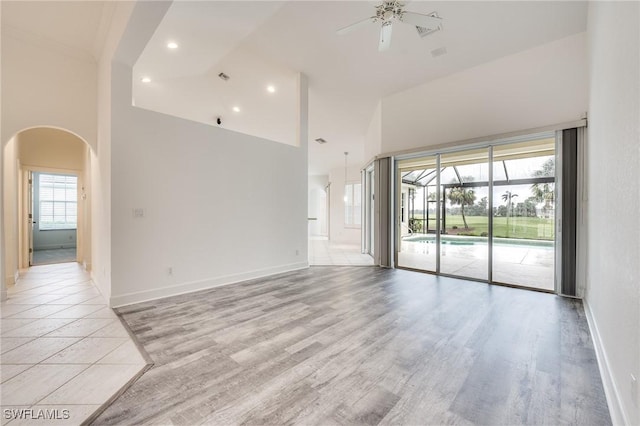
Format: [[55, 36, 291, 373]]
[[133, 208, 145, 218], [168, 267, 173, 276], [295, 249, 299, 256]]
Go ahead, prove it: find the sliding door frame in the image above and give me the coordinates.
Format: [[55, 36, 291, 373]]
[[393, 130, 564, 293]]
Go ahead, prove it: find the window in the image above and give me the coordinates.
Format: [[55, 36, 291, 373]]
[[344, 183, 361, 227], [39, 174, 78, 230]]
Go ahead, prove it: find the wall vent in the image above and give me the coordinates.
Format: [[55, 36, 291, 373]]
[[431, 46, 447, 58]]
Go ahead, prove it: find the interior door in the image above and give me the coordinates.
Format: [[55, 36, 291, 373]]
[[28, 171, 34, 266]]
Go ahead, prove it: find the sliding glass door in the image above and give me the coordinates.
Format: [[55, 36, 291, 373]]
[[491, 138, 556, 290], [395, 135, 557, 291], [439, 149, 489, 281], [397, 155, 438, 272]]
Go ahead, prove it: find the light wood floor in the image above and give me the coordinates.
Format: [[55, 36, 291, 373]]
[[94, 267, 610, 425]]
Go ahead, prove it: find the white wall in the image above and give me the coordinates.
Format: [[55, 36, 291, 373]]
[[308, 175, 328, 237], [16, 128, 89, 267], [329, 166, 361, 244], [2, 137, 18, 285], [0, 33, 97, 150], [108, 1, 308, 307], [364, 101, 382, 164], [91, 1, 134, 300], [380, 33, 588, 154], [585, 3, 640, 425], [1, 5, 100, 292], [0, 2, 4, 300], [19, 127, 87, 170]]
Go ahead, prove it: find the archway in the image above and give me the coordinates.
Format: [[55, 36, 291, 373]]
[[2, 126, 93, 295]]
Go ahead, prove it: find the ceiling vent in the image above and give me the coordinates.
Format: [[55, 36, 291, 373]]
[[431, 46, 447, 58], [315, 138, 327, 144], [218, 72, 230, 81], [416, 12, 442, 38]]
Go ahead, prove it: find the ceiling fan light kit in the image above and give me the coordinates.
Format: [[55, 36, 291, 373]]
[[337, 1, 443, 52]]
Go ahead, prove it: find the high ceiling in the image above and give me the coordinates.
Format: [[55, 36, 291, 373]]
[[1, 1, 115, 61], [2, 1, 588, 175]]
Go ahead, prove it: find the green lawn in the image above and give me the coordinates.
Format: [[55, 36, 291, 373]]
[[412, 214, 554, 240]]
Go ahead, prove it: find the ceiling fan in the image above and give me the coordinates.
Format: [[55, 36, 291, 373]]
[[337, 1, 442, 51]]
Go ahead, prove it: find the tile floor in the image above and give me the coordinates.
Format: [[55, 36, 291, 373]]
[[0, 263, 149, 425], [32, 249, 77, 266], [308, 237, 374, 266]]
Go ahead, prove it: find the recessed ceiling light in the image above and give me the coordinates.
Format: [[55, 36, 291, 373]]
[[267, 85, 276, 93], [141, 77, 151, 83], [232, 106, 241, 113], [167, 42, 178, 49]]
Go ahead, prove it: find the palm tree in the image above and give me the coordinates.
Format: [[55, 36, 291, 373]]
[[531, 158, 555, 217], [501, 191, 518, 237], [448, 187, 476, 229]]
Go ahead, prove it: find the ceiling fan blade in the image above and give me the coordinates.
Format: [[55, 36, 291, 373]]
[[379, 22, 392, 51], [337, 16, 376, 35], [400, 11, 442, 29]]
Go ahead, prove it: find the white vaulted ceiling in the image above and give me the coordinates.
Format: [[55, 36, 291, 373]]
[[133, 1, 587, 174], [3, 1, 588, 174], [1, 1, 115, 61]]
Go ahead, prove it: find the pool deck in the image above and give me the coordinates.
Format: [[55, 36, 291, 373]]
[[398, 235, 554, 291]]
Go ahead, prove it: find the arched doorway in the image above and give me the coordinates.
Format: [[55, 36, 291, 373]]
[[2, 126, 92, 286]]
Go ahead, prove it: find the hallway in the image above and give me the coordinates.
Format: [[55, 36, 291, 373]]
[[32, 249, 77, 266], [0, 263, 149, 425], [308, 237, 374, 266]]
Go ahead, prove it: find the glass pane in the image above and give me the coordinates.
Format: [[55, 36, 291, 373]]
[[492, 138, 555, 290], [38, 173, 78, 229], [440, 149, 489, 280], [439, 166, 458, 185], [53, 186, 66, 200], [354, 205, 361, 225], [67, 202, 78, 217], [344, 184, 352, 224], [397, 156, 438, 272]]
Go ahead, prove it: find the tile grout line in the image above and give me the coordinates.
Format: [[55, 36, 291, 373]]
[[2, 265, 148, 425], [80, 310, 154, 426]]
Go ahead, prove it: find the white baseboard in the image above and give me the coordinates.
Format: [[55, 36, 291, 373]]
[[583, 300, 628, 425], [110, 262, 309, 308], [14, 271, 20, 284], [34, 244, 77, 250], [91, 276, 109, 306]]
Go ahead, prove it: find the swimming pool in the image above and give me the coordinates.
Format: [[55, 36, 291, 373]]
[[402, 234, 554, 248]]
